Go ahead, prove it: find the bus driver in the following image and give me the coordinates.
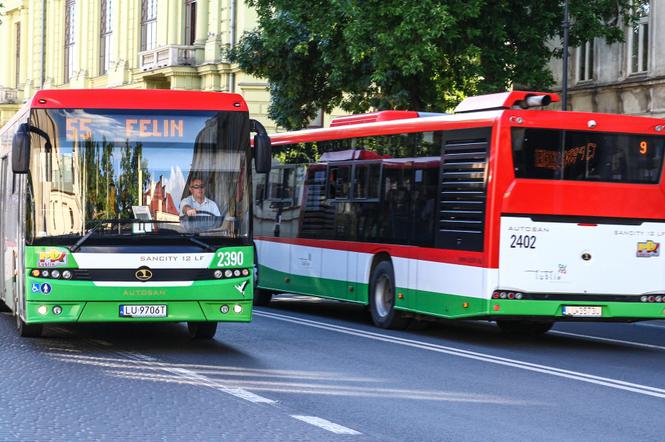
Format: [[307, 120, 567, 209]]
[[180, 178, 223, 217]]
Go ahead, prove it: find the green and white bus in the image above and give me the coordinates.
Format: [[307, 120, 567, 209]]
[[0, 89, 271, 338]]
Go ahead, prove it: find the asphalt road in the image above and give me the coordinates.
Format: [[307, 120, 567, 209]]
[[2, 295, 665, 441]]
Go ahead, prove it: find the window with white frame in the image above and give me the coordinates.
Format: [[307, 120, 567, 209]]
[[100, 0, 113, 75], [576, 40, 594, 82], [628, 0, 649, 74], [185, 0, 197, 46], [64, 0, 76, 82], [141, 0, 157, 51]]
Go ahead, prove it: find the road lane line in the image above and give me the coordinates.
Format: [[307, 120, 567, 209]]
[[550, 330, 665, 352], [255, 310, 665, 399], [117, 351, 276, 404], [291, 415, 361, 435]]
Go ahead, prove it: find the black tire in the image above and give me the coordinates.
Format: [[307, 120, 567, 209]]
[[253, 288, 273, 306], [0, 298, 11, 313], [369, 260, 409, 330], [252, 254, 273, 306], [187, 321, 218, 340], [17, 315, 43, 338], [496, 320, 554, 336]]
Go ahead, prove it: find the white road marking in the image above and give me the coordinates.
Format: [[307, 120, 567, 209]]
[[550, 330, 665, 352], [291, 415, 361, 435], [116, 351, 276, 404], [636, 322, 665, 329], [255, 310, 665, 399]]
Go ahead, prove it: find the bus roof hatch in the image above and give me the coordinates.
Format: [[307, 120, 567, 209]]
[[454, 91, 560, 113]]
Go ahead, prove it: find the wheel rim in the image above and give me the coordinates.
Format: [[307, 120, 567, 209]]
[[374, 274, 393, 318]]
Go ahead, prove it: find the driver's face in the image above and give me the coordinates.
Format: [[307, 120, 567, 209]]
[[190, 180, 205, 197]]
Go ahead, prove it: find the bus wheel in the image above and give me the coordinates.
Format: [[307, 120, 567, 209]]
[[16, 315, 43, 338], [369, 260, 409, 330], [187, 321, 218, 340], [496, 320, 554, 335], [253, 288, 273, 306]]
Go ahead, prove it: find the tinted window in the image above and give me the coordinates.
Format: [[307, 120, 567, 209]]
[[512, 128, 665, 183]]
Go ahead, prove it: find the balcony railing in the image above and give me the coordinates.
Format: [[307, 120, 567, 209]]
[[139, 45, 204, 71], [0, 87, 18, 104]]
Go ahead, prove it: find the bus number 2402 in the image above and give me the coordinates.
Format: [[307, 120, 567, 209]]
[[510, 235, 536, 249], [217, 251, 244, 267]]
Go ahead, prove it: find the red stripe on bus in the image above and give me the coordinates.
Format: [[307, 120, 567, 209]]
[[254, 236, 490, 268]]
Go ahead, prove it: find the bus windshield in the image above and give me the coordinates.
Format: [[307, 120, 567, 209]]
[[512, 128, 665, 183], [26, 108, 249, 243]]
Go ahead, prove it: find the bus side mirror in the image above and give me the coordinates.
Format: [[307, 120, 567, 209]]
[[12, 123, 30, 174], [254, 133, 272, 174]]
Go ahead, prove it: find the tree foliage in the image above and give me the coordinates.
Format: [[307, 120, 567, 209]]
[[230, 0, 643, 129]]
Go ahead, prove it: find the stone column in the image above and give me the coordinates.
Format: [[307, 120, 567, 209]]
[[194, 0, 209, 45]]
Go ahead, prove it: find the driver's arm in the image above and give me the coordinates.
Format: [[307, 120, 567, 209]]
[[182, 205, 197, 216]]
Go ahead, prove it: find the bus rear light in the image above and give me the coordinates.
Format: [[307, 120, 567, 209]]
[[463, 302, 469, 308], [648, 296, 656, 303], [41, 270, 49, 278], [224, 270, 233, 278], [51, 270, 61, 279], [655, 125, 664, 132], [493, 305, 501, 311], [62, 270, 72, 280], [657, 296, 663, 303], [493, 291, 525, 300], [641, 296, 648, 302], [241, 269, 249, 276], [214, 270, 223, 279], [233, 270, 241, 277], [31, 270, 40, 277], [577, 223, 598, 227]]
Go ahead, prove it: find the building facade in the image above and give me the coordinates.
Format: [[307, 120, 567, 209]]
[[551, 0, 665, 117], [0, 0, 292, 130]]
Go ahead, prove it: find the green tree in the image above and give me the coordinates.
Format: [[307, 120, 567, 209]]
[[230, 0, 643, 130]]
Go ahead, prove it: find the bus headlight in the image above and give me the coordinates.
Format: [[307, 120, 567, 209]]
[[233, 304, 243, 313], [52, 305, 63, 315], [220, 305, 229, 314], [38, 305, 48, 315]]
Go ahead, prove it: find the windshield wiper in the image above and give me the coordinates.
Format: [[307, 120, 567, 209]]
[[69, 219, 180, 252], [183, 234, 216, 252]]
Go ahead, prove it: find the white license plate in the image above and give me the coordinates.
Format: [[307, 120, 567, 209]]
[[562, 306, 602, 317], [119, 304, 167, 318]]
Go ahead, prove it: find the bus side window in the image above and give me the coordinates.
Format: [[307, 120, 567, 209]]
[[328, 165, 351, 200]]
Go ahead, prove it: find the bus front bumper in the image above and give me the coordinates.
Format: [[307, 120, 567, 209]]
[[25, 300, 252, 324]]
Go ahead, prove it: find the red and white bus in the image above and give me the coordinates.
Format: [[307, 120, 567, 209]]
[[253, 91, 665, 334]]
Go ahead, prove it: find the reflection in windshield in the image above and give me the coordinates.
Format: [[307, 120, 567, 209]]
[[27, 109, 249, 242]]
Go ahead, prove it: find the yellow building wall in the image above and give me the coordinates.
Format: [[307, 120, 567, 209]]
[[0, 0, 346, 130]]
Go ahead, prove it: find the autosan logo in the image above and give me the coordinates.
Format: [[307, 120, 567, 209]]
[[38, 250, 67, 268], [637, 240, 660, 258], [234, 280, 248, 295], [135, 267, 154, 282]]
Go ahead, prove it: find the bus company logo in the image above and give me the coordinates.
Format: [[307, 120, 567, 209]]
[[135, 267, 153, 282], [637, 240, 660, 258], [38, 250, 67, 267]]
